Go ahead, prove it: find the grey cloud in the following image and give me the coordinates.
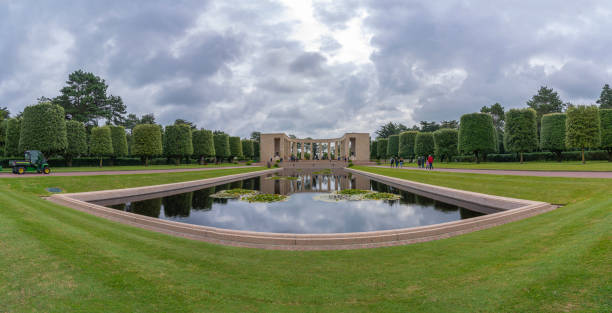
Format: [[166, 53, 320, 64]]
[[289, 52, 328, 77]]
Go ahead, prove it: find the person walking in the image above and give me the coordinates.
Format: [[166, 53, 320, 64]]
[[399, 157, 404, 168], [427, 155, 434, 170], [390, 157, 395, 168]]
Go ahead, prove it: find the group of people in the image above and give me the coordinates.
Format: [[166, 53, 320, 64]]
[[388, 157, 404, 168], [417, 155, 435, 170]]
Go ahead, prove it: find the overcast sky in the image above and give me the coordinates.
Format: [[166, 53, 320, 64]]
[[2, 1, 612, 138]]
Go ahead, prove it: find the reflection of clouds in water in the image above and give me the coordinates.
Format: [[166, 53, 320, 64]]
[[167, 193, 466, 234]]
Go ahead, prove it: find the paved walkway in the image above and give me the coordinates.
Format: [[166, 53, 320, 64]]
[[373, 166, 612, 178], [0, 166, 255, 178]]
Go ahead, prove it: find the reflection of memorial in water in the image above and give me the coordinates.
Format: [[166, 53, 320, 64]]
[[259, 169, 370, 195]]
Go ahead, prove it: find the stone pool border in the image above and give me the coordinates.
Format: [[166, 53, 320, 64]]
[[47, 167, 555, 250]]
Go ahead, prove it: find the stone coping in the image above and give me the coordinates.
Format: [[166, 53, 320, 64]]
[[47, 168, 555, 250]]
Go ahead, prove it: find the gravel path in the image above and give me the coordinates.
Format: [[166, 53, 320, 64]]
[[0, 166, 254, 178], [374, 166, 612, 178]]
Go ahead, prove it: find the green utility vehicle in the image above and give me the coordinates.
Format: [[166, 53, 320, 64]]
[[9, 150, 51, 174]]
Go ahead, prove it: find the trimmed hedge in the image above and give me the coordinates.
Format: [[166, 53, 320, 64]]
[[90, 126, 113, 166], [458, 113, 496, 163], [0, 119, 6, 147], [213, 133, 230, 160], [192, 129, 215, 163], [399, 131, 418, 159], [600, 109, 612, 161], [229, 136, 242, 159], [253, 140, 260, 160], [377, 138, 388, 159], [566, 105, 600, 163], [110, 125, 128, 158], [64, 120, 88, 166], [540, 113, 567, 161], [504, 108, 538, 162], [370, 141, 377, 159], [164, 124, 193, 164], [132, 124, 163, 166], [414, 132, 435, 156], [433, 128, 458, 162], [4, 118, 21, 157], [387, 134, 400, 157], [19, 102, 67, 156], [241, 139, 254, 159], [479, 150, 611, 162]]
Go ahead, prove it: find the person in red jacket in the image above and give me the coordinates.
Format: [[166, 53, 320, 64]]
[[427, 155, 434, 170]]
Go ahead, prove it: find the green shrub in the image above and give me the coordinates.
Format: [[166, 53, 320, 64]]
[[0, 119, 6, 151], [504, 108, 538, 163], [370, 141, 378, 159], [132, 124, 163, 166], [64, 120, 87, 166], [192, 129, 215, 164], [241, 139, 254, 159], [229, 136, 243, 160], [399, 131, 418, 159], [566, 105, 600, 163], [19, 102, 67, 156], [414, 132, 434, 157], [4, 118, 22, 157], [214, 133, 230, 161], [458, 113, 496, 163], [599, 109, 612, 161], [110, 125, 128, 158], [377, 138, 388, 159], [253, 140, 260, 160], [433, 128, 458, 162], [90, 126, 113, 167], [386, 134, 400, 157], [164, 124, 193, 165], [540, 113, 567, 161]]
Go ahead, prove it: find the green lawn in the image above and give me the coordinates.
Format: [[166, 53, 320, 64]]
[[378, 160, 612, 171], [0, 166, 611, 311], [1, 163, 248, 173]]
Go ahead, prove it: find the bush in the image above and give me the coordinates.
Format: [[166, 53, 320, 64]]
[[0, 119, 6, 151], [164, 124, 193, 165], [370, 141, 377, 159], [600, 109, 612, 161], [458, 113, 496, 163], [399, 131, 418, 159], [90, 126, 113, 167], [241, 139, 254, 159], [566, 105, 600, 163], [414, 132, 434, 157], [192, 129, 215, 164], [4, 118, 21, 157], [253, 140, 260, 161], [132, 124, 163, 166], [377, 138, 388, 159], [213, 133, 230, 161], [229, 136, 243, 160], [504, 108, 538, 163], [19, 102, 67, 156], [433, 128, 458, 162], [110, 125, 128, 158], [387, 135, 400, 157], [540, 113, 567, 161], [64, 120, 87, 166]]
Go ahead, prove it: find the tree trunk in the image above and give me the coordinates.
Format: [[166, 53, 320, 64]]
[[556, 151, 562, 162], [175, 157, 180, 166], [145, 156, 149, 167], [520, 152, 524, 164], [67, 156, 73, 167], [99, 157, 103, 167], [608, 149, 612, 162], [199, 156, 204, 165], [475, 151, 480, 164], [582, 148, 585, 164]]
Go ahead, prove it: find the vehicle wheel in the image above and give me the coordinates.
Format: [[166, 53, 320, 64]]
[[43, 167, 51, 174], [12, 168, 17, 174], [17, 167, 25, 175]]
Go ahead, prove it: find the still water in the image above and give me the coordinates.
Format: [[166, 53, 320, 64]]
[[104, 169, 483, 234]]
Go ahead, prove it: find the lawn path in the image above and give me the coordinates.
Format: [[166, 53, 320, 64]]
[[373, 165, 612, 178], [0, 165, 255, 178]]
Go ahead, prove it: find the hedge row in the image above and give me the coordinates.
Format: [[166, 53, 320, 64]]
[[453, 150, 611, 162]]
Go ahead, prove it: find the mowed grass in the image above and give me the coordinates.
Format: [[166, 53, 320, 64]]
[[379, 160, 612, 171], [0, 167, 611, 311], [1, 162, 248, 173]]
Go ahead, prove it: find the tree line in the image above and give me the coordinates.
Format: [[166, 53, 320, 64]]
[[372, 85, 612, 164]]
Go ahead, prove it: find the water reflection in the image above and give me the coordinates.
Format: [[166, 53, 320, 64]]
[[110, 169, 484, 233]]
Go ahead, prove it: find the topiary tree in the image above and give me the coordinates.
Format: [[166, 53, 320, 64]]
[[253, 140, 260, 161], [377, 138, 388, 160], [566, 105, 601, 164], [241, 139, 254, 160], [0, 119, 6, 154], [90, 126, 113, 167], [504, 108, 538, 163], [387, 134, 400, 158], [229, 136, 243, 161], [109, 126, 128, 162], [19, 102, 67, 156], [4, 118, 21, 157], [164, 124, 193, 165], [414, 132, 435, 157], [433, 129, 458, 162], [192, 129, 215, 164], [540, 113, 567, 162], [599, 109, 612, 161], [64, 120, 87, 166], [132, 124, 163, 166], [213, 133, 230, 163], [370, 141, 378, 160], [399, 131, 418, 160], [458, 113, 496, 163]]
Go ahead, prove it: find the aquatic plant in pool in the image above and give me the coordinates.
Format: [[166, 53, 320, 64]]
[[329, 189, 401, 201], [210, 188, 258, 199], [363, 192, 400, 200], [243, 193, 287, 202], [338, 189, 369, 195]]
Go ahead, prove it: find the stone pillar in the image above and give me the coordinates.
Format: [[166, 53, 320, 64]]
[[328, 141, 331, 159]]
